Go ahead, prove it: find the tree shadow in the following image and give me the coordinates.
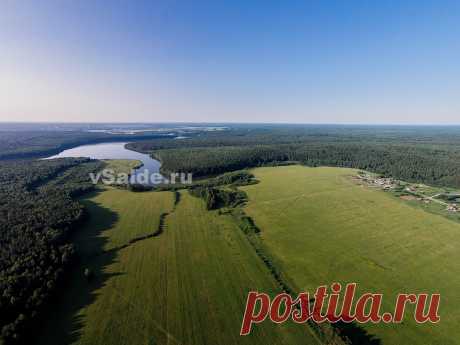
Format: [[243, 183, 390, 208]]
[[34, 189, 126, 345], [333, 321, 382, 345]]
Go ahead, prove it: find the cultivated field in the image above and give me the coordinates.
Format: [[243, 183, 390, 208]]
[[240, 165, 460, 345], [36, 187, 319, 345], [79, 186, 174, 250]]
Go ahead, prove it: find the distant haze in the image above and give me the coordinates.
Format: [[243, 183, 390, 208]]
[[1, 1, 459, 124]]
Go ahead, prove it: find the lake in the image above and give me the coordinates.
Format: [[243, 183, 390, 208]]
[[46, 142, 161, 184]]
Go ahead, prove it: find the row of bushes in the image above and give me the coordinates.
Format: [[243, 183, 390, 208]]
[[188, 170, 377, 345], [188, 187, 247, 210]]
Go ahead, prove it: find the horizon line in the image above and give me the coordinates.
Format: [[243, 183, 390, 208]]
[[1, 120, 460, 127]]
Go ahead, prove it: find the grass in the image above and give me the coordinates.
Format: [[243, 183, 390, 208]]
[[401, 196, 460, 224], [36, 187, 319, 345], [240, 165, 460, 345], [102, 159, 143, 175], [79, 186, 174, 250]]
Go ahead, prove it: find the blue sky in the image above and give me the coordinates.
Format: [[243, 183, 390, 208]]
[[1, 0, 459, 123]]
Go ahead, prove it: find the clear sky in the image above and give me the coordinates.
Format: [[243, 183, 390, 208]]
[[1, 0, 459, 124]]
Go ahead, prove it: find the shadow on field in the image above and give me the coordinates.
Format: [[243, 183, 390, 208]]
[[35, 189, 125, 345], [334, 321, 382, 345]]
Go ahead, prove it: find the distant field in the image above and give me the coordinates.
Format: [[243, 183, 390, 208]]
[[102, 159, 143, 175], [36, 187, 319, 345], [240, 165, 460, 345]]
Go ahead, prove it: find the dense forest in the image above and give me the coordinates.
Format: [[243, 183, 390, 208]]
[[0, 158, 104, 344], [150, 143, 460, 187], [0, 123, 231, 161], [127, 124, 460, 150], [0, 130, 169, 160], [2, 124, 460, 343], [127, 126, 460, 188], [3, 125, 460, 189]]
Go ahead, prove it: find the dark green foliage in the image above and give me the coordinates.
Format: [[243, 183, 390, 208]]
[[128, 126, 460, 188], [0, 158, 103, 344], [127, 125, 460, 153], [127, 183, 154, 192], [147, 143, 460, 188], [193, 170, 257, 187], [153, 171, 256, 192], [0, 130, 168, 160], [437, 193, 460, 202], [173, 191, 181, 205], [188, 187, 247, 210], [154, 145, 290, 176], [231, 209, 260, 235], [204, 170, 256, 186]]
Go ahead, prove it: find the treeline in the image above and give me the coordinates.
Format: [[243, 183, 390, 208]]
[[0, 158, 103, 344], [188, 171, 256, 209], [193, 170, 257, 187], [152, 143, 460, 188], [189, 187, 247, 210], [188, 172, 352, 345], [0, 130, 170, 160], [125, 126, 460, 188], [127, 125, 460, 153]]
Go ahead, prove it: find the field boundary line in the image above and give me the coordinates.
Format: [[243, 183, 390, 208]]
[[110, 191, 183, 345]]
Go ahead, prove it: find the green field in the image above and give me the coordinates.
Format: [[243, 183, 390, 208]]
[[102, 159, 143, 175], [36, 187, 319, 345], [79, 186, 174, 250], [35, 165, 460, 345], [240, 165, 460, 345]]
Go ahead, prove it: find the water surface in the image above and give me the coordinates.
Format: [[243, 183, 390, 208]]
[[46, 142, 161, 184]]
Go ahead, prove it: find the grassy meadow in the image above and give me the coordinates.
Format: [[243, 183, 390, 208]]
[[79, 186, 174, 250], [102, 159, 143, 175], [36, 187, 319, 345], [240, 165, 460, 345]]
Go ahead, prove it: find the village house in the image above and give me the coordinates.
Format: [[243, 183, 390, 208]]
[[447, 204, 459, 212]]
